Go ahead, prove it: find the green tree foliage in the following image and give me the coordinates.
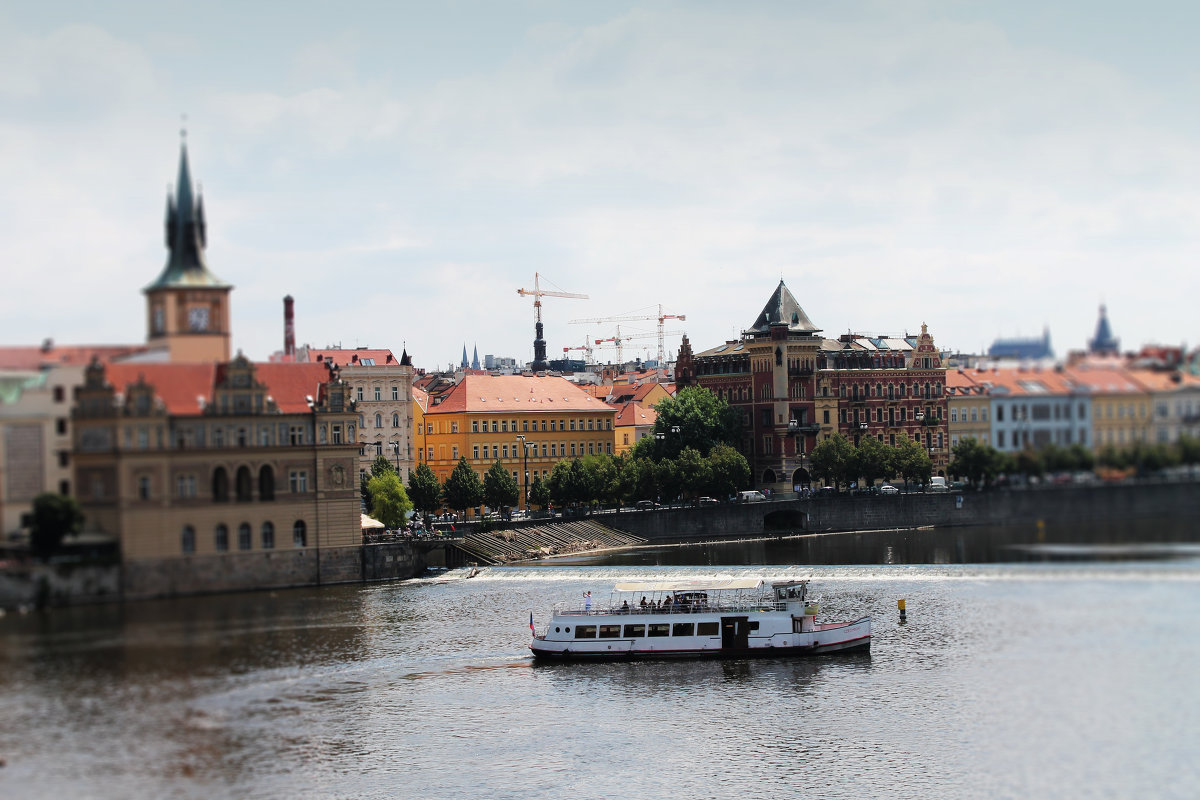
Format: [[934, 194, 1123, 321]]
[[367, 471, 413, 528], [893, 436, 934, 488], [947, 437, 1005, 489], [655, 459, 681, 505], [810, 434, 855, 489], [706, 444, 751, 498], [407, 462, 442, 518], [583, 454, 621, 508], [1068, 443, 1095, 472], [1178, 435, 1200, 468], [371, 454, 396, 477], [1015, 449, 1043, 480], [632, 387, 742, 461], [442, 457, 483, 517], [853, 435, 894, 487], [547, 459, 574, 509], [529, 474, 551, 510], [483, 460, 520, 515], [29, 492, 84, 560], [621, 457, 659, 503], [673, 447, 710, 503]]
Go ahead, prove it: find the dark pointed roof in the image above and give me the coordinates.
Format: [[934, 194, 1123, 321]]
[[399, 349, 412, 367], [144, 139, 231, 292], [748, 280, 819, 334], [1088, 305, 1119, 355]]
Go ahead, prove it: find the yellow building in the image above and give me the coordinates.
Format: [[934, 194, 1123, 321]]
[[945, 368, 991, 448], [1064, 365, 1153, 449], [421, 375, 616, 511]]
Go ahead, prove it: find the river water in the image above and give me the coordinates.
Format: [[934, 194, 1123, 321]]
[[2, 520, 1199, 800]]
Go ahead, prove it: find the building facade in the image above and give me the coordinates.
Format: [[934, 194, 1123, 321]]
[[72, 356, 360, 597], [945, 368, 992, 449], [304, 347, 415, 485], [420, 375, 616, 512]]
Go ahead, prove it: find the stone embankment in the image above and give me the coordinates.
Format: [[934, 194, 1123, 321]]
[[456, 519, 644, 565]]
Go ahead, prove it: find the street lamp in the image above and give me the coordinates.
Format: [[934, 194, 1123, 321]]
[[516, 434, 529, 509], [390, 441, 401, 473]]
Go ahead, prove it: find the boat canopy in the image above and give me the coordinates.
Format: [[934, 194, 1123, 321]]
[[612, 578, 763, 593]]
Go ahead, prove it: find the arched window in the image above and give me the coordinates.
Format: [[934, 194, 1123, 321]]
[[235, 466, 253, 502], [212, 467, 229, 502], [375, 413, 383, 428], [261, 521, 275, 549], [392, 412, 400, 428], [238, 523, 252, 550], [293, 520, 307, 548], [215, 524, 229, 552], [259, 465, 275, 501], [763, 469, 777, 484], [181, 525, 196, 554]]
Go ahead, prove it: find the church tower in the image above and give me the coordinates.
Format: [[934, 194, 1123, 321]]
[[143, 134, 233, 363]]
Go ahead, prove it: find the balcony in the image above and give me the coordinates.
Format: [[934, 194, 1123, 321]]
[[787, 421, 821, 435]]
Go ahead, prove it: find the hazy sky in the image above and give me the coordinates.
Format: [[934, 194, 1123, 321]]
[[2, 1, 1197, 370]]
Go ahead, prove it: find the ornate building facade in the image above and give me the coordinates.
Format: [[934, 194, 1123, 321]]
[[72, 356, 361, 598], [676, 281, 950, 490]]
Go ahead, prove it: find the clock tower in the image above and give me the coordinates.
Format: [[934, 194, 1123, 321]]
[[143, 134, 233, 363]]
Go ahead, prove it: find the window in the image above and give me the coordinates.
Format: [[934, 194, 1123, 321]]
[[373, 386, 381, 402], [182, 526, 196, 554], [451, 422, 459, 434], [289, 425, 305, 445], [541, 420, 547, 432], [261, 521, 275, 549], [570, 420, 576, 431], [473, 445, 480, 459], [541, 443, 548, 457], [392, 413, 400, 428], [697, 622, 719, 636], [648, 624, 670, 637], [137, 475, 151, 500], [570, 442, 576, 456], [215, 524, 229, 552], [356, 387, 364, 402], [392, 386, 400, 401], [598, 625, 621, 639], [375, 413, 383, 428], [177, 474, 196, 498], [951, 408, 958, 422], [212, 467, 229, 502], [551, 443, 557, 457], [574, 626, 597, 639], [523, 420, 529, 432], [236, 466, 253, 502], [452, 446, 459, 460], [502, 445, 509, 459], [472, 421, 479, 433], [289, 471, 308, 493], [501, 420, 508, 433], [623, 624, 646, 637], [606, 442, 612, 454], [238, 523, 252, 550], [672, 622, 694, 636], [587, 419, 594, 431], [293, 520, 307, 547]]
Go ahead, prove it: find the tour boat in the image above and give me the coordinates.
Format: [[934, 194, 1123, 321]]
[[529, 578, 871, 661]]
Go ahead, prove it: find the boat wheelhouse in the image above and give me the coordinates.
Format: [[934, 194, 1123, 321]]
[[529, 578, 870, 661]]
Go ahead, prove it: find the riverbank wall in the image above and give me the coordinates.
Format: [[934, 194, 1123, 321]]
[[602, 481, 1200, 541]]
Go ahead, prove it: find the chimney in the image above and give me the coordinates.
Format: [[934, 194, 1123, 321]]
[[283, 295, 296, 361]]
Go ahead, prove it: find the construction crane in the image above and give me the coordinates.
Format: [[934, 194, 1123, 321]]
[[562, 339, 595, 364], [517, 272, 588, 371], [593, 326, 685, 365], [571, 304, 686, 365]]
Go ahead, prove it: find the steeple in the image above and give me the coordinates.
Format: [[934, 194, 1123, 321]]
[[145, 134, 230, 292], [748, 280, 820, 336], [471, 345, 480, 371], [461, 344, 469, 368], [1088, 304, 1119, 355]]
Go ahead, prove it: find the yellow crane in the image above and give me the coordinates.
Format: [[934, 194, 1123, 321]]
[[517, 272, 588, 371], [593, 325, 686, 365], [571, 304, 686, 366]]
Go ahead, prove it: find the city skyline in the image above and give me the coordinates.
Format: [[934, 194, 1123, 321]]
[[2, 2, 1198, 368]]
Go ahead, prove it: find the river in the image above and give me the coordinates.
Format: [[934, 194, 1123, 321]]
[[2, 519, 1198, 799]]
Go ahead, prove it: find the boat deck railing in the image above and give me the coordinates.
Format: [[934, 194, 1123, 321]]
[[556, 601, 790, 617]]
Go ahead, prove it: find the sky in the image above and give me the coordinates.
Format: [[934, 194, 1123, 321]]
[[2, 1, 1198, 371]]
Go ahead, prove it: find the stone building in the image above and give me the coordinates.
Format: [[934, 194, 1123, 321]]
[[303, 347, 415, 485], [72, 356, 361, 598], [676, 281, 950, 490]]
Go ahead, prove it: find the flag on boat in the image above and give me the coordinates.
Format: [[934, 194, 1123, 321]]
[[529, 612, 535, 634]]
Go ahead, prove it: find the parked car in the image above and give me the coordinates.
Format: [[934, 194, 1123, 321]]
[[737, 490, 768, 503], [880, 484, 899, 495], [698, 496, 719, 506], [929, 476, 949, 493], [635, 500, 660, 510]]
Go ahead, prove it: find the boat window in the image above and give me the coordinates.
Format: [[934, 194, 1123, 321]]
[[749, 621, 760, 631], [623, 624, 645, 637], [696, 622, 719, 636], [672, 622, 694, 637], [648, 624, 670, 637], [598, 625, 621, 639], [574, 625, 597, 639]]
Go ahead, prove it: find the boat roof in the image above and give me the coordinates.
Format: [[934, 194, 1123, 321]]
[[613, 578, 763, 593]]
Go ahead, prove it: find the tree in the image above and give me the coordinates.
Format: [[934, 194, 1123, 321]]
[[29, 492, 83, 560], [894, 437, 934, 489], [529, 474, 551, 510], [655, 459, 682, 505], [632, 386, 742, 461], [547, 459, 574, 509], [442, 457, 483, 517], [853, 436, 894, 488], [367, 471, 413, 528], [407, 462, 442, 519], [621, 457, 658, 502], [1015, 449, 1043, 481], [371, 454, 396, 477], [810, 434, 855, 490], [673, 447, 710, 503], [706, 444, 750, 499], [483, 460, 520, 517], [948, 437, 1010, 489]]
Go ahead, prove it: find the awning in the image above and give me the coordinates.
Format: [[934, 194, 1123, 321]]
[[361, 514, 386, 529], [612, 578, 762, 593]]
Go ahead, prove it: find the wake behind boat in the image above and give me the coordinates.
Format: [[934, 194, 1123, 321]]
[[529, 578, 870, 661]]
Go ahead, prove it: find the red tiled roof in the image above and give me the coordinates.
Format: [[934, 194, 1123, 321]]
[[427, 374, 614, 414], [306, 348, 397, 366], [103, 362, 332, 415], [0, 344, 147, 371], [614, 401, 657, 427], [1061, 365, 1145, 395]]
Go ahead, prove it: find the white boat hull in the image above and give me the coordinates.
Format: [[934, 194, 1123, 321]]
[[530, 611, 871, 662]]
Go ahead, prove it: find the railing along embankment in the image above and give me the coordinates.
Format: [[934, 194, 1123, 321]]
[[457, 519, 645, 565]]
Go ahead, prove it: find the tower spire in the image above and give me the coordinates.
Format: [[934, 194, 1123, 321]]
[[146, 134, 227, 292]]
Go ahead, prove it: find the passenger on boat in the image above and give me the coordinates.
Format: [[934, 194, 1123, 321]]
[[640, 596, 648, 609], [621, 600, 629, 613], [584, 591, 592, 611]]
